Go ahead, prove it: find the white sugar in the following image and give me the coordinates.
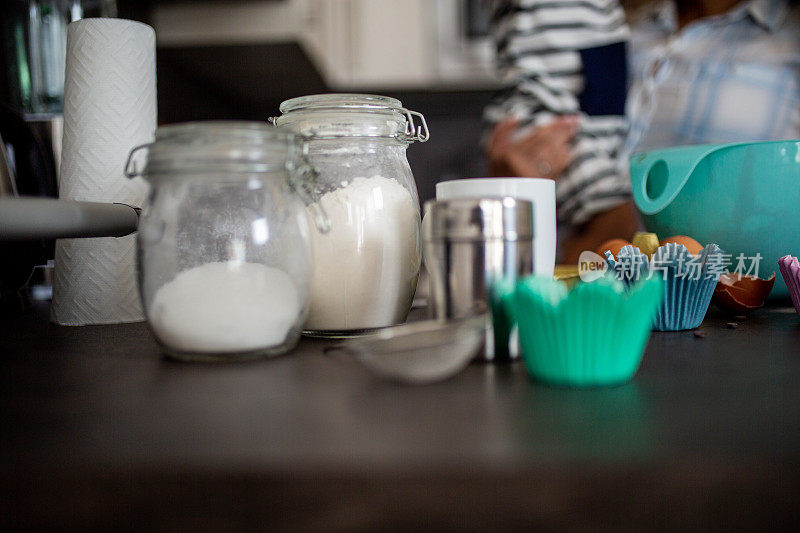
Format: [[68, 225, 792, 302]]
[[149, 261, 300, 353]]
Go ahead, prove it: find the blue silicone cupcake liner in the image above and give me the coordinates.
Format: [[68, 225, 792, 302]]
[[499, 274, 663, 387], [606, 243, 724, 331]]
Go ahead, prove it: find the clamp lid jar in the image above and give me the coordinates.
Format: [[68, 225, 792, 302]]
[[271, 94, 430, 336], [126, 121, 328, 361]]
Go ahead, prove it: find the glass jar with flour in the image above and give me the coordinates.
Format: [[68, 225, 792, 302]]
[[125, 121, 330, 361], [271, 94, 429, 335]]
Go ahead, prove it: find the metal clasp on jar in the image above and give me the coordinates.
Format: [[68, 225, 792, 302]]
[[400, 108, 429, 143], [124, 143, 152, 178]]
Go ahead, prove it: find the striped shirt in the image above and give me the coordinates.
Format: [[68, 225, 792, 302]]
[[485, 0, 632, 227], [625, 0, 800, 157]]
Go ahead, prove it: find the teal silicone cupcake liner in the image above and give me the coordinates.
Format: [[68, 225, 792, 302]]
[[606, 243, 724, 331], [500, 274, 663, 387]]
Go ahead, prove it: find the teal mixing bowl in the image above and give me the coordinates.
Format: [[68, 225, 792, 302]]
[[630, 140, 800, 298]]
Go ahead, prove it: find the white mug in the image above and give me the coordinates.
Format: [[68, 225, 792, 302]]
[[436, 178, 556, 277]]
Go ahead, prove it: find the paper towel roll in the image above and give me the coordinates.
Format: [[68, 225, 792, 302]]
[[51, 19, 156, 325]]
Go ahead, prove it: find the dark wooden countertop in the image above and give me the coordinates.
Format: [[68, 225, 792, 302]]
[[2, 302, 800, 530]]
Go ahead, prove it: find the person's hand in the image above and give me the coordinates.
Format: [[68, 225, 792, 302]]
[[487, 116, 579, 179]]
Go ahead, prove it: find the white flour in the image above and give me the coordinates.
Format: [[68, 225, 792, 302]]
[[149, 261, 300, 353], [306, 175, 419, 330]]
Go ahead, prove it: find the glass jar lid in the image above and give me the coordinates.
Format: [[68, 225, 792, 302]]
[[278, 93, 404, 114], [125, 121, 305, 178], [271, 93, 429, 143], [125, 120, 331, 233]]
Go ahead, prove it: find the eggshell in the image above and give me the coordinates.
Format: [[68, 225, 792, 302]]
[[596, 238, 631, 258], [659, 235, 703, 255], [713, 273, 776, 313]]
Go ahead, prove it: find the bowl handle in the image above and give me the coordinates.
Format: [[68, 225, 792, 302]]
[[630, 144, 734, 215]]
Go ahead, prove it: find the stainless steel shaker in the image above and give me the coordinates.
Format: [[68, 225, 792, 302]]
[[422, 197, 534, 361]]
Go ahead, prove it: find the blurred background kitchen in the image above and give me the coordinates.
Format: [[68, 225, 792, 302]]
[[1, 0, 508, 314], [1, 0, 502, 206]]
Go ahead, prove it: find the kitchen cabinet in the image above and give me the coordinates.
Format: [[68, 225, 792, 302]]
[[152, 0, 499, 89], [304, 0, 433, 88]]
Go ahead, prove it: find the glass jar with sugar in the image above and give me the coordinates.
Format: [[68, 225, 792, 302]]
[[271, 94, 429, 336], [125, 121, 329, 361]]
